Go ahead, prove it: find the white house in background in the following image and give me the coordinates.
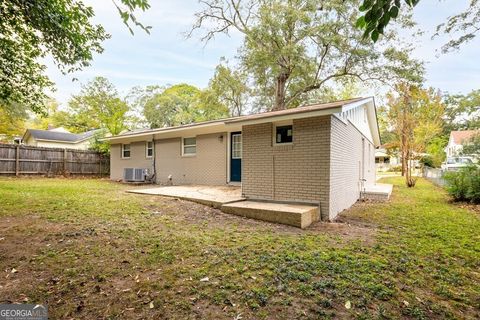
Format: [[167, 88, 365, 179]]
[[22, 127, 99, 150], [445, 130, 480, 157]]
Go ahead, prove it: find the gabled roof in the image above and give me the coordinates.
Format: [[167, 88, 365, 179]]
[[225, 97, 365, 124], [23, 129, 99, 143], [450, 130, 480, 145], [105, 97, 381, 145]]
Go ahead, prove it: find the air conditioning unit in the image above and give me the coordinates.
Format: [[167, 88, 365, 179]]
[[123, 168, 147, 182]]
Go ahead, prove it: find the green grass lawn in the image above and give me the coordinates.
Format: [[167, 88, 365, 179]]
[[0, 177, 478, 319]]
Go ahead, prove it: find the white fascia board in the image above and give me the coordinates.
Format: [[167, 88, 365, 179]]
[[341, 97, 374, 112], [224, 107, 343, 127], [341, 97, 381, 146]]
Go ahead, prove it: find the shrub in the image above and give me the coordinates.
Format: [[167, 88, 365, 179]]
[[444, 165, 480, 203], [420, 155, 434, 168], [387, 165, 402, 172]]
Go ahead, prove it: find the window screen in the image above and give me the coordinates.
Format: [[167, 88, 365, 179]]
[[146, 141, 153, 157], [122, 144, 131, 158], [183, 137, 196, 155]]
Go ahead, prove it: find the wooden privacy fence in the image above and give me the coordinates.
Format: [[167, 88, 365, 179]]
[[0, 144, 109, 176]]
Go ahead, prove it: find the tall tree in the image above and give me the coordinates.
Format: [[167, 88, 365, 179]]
[[190, 0, 423, 111], [143, 84, 229, 128], [0, 0, 150, 116], [0, 108, 25, 142], [386, 83, 445, 186], [208, 62, 250, 116], [68, 77, 129, 135], [443, 89, 480, 133]]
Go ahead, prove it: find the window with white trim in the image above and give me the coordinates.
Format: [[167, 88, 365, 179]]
[[275, 125, 293, 144], [232, 134, 242, 159], [182, 137, 196, 155], [146, 141, 153, 158], [122, 144, 131, 158]]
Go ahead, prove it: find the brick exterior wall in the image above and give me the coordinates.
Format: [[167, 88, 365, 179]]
[[242, 115, 376, 221], [154, 132, 227, 185], [329, 116, 375, 220], [110, 141, 155, 180], [242, 116, 331, 218]]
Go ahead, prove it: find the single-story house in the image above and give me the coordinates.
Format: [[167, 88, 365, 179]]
[[445, 130, 480, 158], [106, 97, 380, 221], [22, 127, 99, 150]]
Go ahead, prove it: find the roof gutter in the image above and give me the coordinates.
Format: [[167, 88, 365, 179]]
[[224, 107, 343, 126]]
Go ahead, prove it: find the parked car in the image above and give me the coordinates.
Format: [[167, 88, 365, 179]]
[[441, 157, 475, 171]]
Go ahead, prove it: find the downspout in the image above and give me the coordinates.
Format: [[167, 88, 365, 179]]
[[152, 134, 157, 184]]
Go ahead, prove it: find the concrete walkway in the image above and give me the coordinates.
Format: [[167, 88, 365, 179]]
[[127, 185, 244, 208], [127, 185, 320, 228]]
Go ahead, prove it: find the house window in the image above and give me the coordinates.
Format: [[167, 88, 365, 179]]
[[122, 144, 131, 158], [146, 141, 153, 158], [275, 125, 293, 144], [232, 134, 242, 159], [182, 137, 196, 156]]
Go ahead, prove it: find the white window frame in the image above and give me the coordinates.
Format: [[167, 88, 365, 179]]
[[273, 121, 293, 146], [182, 137, 196, 156], [121, 144, 131, 159], [231, 134, 242, 159], [145, 141, 154, 158]]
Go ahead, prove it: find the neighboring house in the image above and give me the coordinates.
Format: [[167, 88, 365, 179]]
[[375, 148, 402, 171], [22, 127, 99, 150], [445, 130, 480, 157], [106, 97, 380, 221]]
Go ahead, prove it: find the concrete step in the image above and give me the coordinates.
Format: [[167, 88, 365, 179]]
[[221, 201, 320, 229], [361, 183, 393, 201]]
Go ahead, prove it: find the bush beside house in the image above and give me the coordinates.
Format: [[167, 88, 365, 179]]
[[444, 165, 480, 203]]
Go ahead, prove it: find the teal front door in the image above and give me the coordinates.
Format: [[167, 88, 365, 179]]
[[230, 132, 242, 182]]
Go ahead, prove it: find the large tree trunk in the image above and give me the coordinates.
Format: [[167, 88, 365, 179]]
[[273, 72, 289, 111]]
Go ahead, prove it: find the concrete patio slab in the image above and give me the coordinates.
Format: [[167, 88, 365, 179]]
[[221, 201, 320, 229], [362, 183, 393, 201], [127, 185, 244, 208]]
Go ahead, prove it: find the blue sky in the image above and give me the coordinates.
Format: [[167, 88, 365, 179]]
[[45, 0, 480, 106]]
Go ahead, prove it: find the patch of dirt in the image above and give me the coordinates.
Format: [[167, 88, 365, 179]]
[[454, 202, 480, 215]]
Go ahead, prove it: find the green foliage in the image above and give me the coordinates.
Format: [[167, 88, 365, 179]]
[[358, 0, 480, 53], [208, 62, 249, 116], [444, 165, 480, 203], [0, 0, 150, 116], [386, 84, 445, 186], [419, 155, 434, 168], [88, 130, 110, 155], [425, 136, 448, 168], [443, 89, 480, 133], [357, 0, 419, 41], [0, 108, 25, 142], [435, 0, 480, 53], [0, 177, 478, 318], [68, 77, 130, 135], [192, 0, 424, 110], [143, 84, 229, 128], [461, 132, 480, 159]]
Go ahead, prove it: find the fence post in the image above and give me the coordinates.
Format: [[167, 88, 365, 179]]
[[63, 148, 67, 176], [15, 145, 20, 176]]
